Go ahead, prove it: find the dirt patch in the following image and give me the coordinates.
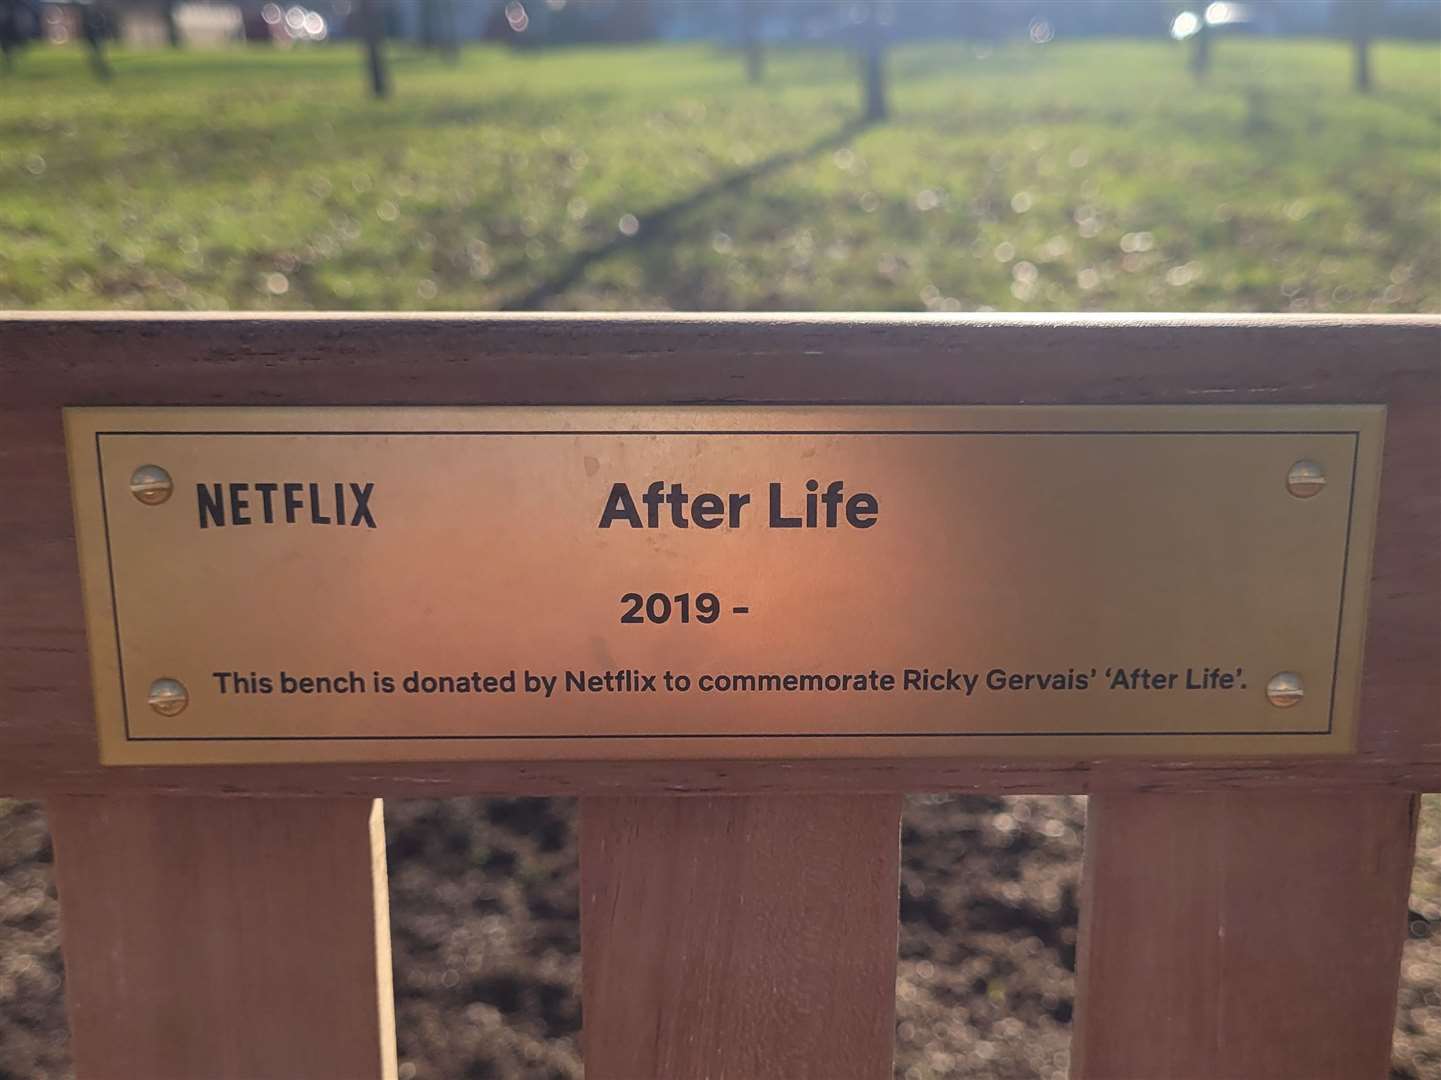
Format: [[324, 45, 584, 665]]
[[0, 800, 66, 1080], [387, 797, 582, 1080], [1395, 793, 1441, 1080]]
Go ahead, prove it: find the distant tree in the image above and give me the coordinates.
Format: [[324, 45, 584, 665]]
[[857, 0, 887, 121], [0, 0, 32, 73], [80, 1, 112, 81], [1168, 6, 1212, 80], [1340, 0, 1381, 92], [162, 0, 181, 47], [359, 0, 389, 98], [443, 0, 458, 61], [419, 0, 458, 61], [740, 0, 762, 83], [610, 0, 653, 40], [1189, 13, 1212, 80]]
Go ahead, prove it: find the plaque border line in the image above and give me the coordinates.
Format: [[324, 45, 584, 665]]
[[94, 427, 1361, 747]]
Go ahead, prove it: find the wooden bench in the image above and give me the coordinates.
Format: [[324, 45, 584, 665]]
[[2, 313, 1437, 1079]]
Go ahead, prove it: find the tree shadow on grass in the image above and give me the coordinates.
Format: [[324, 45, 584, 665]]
[[501, 116, 871, 310]]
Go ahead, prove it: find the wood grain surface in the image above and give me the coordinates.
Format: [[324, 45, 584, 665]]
[[3, 314, 1438, 796], [580, 794, 902, 1079], [1072, 790, 1419, 1079], [47, 796, 397, 1080]]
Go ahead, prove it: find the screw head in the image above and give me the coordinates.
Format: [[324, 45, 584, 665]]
[[129, 464, 174, 505], [147, 678, 189, 717], [1286, 460, 1327, 499], [1266, 672, 1305, 708]]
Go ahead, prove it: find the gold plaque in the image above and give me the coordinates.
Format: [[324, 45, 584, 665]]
[[65, 406, 1383, 765]]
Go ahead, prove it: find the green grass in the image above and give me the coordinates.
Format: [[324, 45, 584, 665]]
[[0, 38, 1437, 311]]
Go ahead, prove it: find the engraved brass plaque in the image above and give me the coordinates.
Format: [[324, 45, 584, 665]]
[[65, 406, 1383, 765]]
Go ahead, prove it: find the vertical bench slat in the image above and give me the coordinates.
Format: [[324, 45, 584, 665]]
[[48, 796, 398, 1080], [1072, 790, 1418, 1079], [580, 794, 902, 1080]]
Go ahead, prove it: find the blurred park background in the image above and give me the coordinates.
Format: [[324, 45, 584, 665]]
[[1, 2, 1439, 1078], [1, 3, 1439, 313]]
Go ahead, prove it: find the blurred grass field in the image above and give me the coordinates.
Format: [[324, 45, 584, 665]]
[[1, 38, 1438, 313]]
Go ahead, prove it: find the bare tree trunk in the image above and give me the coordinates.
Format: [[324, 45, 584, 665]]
[[859, 0, 887, 122], [163, 0, 181, 47], [360, 0, 389, 99], [441, 0, 458, 63], [1348, 0, 1378, 93], [82, 3, 112, 81], [0, 0, 21, 74], [1353, 33, 1371, 92], [741, 0, 763, 84], [1190, 22, 1212, 81], [611, 0, 653, 41], [419, 0, 457, 60]]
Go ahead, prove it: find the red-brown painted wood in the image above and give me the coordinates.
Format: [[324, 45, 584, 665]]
[[3, 314, 1437, 796], [1073, 790, 1419, 1079], [49, 796, 397, 1080], [581, 794, 902, 1079]]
